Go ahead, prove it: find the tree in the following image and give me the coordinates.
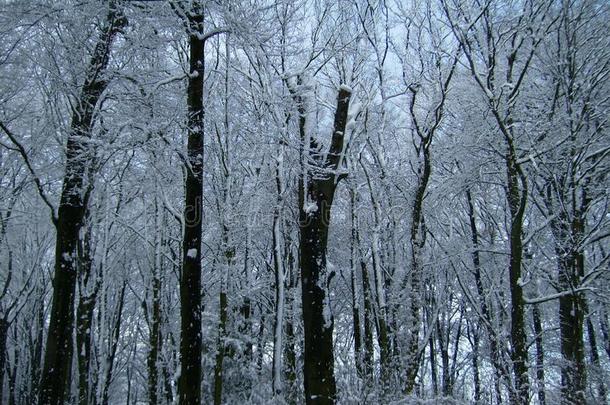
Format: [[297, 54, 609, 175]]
[[34, 4, 127, 403], [298, 84, 351, 404]]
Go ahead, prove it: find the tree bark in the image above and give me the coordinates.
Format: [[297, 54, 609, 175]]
[[272, 157, 285, 397], [505, 146, 530, 405], [76, 294, 95, 405], [349, 191, 363, 377], [178, 7, 205, 405], [404, 134, 431, 394], [284, 237, 298, 404], [532, 303, 546, 405], [586, 313, 606, 402], [299, 86, 351, 404], [101, 281, 126, 405], [38, 5, 126, 404], [0, 317, 7, 403], [147, 275, 161, 405], [466, 188, 507, 404]]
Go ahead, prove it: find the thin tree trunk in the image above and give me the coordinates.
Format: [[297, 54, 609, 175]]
[[76, 294, 96, 405], [437, 317, 450, 396], [101, 281, 126, 405], [272, 158, 285, 396], [586, 311, 606, 402], [355, 236, 374, 380], [361, 166, 391, 384], [466, 188, 507, 404], [147, 275, 161, 405], [7, 333, 18, 405], [361, 264, 376, 374], [213, 286, 228, 405], [505, 146, 530, 404], [284, 238, 298, 404], [0, 317, 7, 404], [349, 191, 363, 377], [429, 324, 438, 397], [468, 320, 481, 404], [532, 303, 546, 405], [404, 140, 431, 394], [29, 292, 44, 403]]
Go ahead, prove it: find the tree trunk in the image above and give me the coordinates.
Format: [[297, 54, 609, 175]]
[[361, 166, 391, 385], [76, 294, 95, 405], [299, 86, 351, 405], [356, 236, 374, 381], [29, 292, 44, 403], [586, 314, 606, 402], [468, 319, 481, 404], [213, 288, 228, 405], [7, 334, 18, 405], [404, 141, 431, 394], [600, 306, 610, 362], [284, 238, 298, 404], [466, 188, 507, 404], [38, 5, 126, 404], [429, 325, 438, 397], [147, 276, 161, 405], [101, 282, 126, 405], [550, 206, 587, 404], [349, 191, 363, 377], [272, 154, 286, 397], [532, 303, 546, 405], [0, 317, 7, 404], [178, 7, 205, 405], [351, 193, 374, 380], [505, 147, 530, 404]]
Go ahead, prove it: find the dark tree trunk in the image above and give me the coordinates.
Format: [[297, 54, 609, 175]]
[[429, 324, 438, 397], [505, 147, 530, 404], [179, 8, 205, 405], [7, 333, 18, 405], [600, 307, 610, 362], [404, 138, 431, 394], [549, 196, 587, 404], [560, 209, 587, 405], [147, 275, 162, 405], [76, 294, 95, 405], [349, 191, 363, 377], [586, 313, 606, 402], [28, 293, 44, 403], [359, 261, 375, 381], [468, 319, 481, 404], [360, 167, 392, 385], [370, 243, 391, 385], [355, 226, 374, 381], [38, 5, 126, 404], [532, 304, 546, 405], [101, 281, 126, 405], [213, 233, 234, 405], [0, 317, 7, 403], [284, 240, 298, 404], [466, 188, 507, 404], [299, 86, 351, 405], [558, 282, 586, 405], [213, 276, 229, 405]]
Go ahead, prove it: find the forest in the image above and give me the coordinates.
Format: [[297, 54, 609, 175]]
[[0, 0, 609, 404]]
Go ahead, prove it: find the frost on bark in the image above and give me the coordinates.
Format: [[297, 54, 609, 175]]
[[299, 86, 351, 404], [38, 4, 126, 404], [179, 6, 205, 405]]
